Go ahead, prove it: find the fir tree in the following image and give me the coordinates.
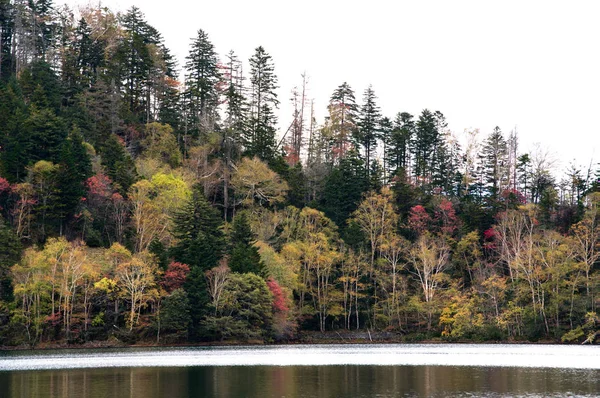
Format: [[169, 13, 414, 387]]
[[228, 212, 264, 275], [328, 82, 358, 162], [170, 184, 225, 271], [412, 109, 439, 183], [55, 127, 92, 229], [320, 151, 368, 227], [0, 216, 20, 302], [100, 134, 137, 194], [246, 46, 278, 161], [184, 29, 220, 139], [354, 85, 380, 176], [386, 112, 414, 178], [480, 126, 509, 206]]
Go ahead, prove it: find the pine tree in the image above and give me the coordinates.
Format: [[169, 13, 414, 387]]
[[170, 184, 225, 271], [0, 0, 14, 80], [100, 134, 137, 194], [116, 7, 158, 120], [328, 82, 358, 162], [354, 85, 380, 176], [0, 216, 20, 302], [55, 127, 92, 230], [386, 112, 414, 178], [228, 212, 264, 275], [0, 77, 29, 182], [480, 126, 509, 206], [156, 45, 182, 131], [69, 17, 104, 91], [246, 46, 278, 161], [184, 29, 220, 139], [320, 151, 368, 227], [412, 109, 439, 184], [379, 116, 393, 181]]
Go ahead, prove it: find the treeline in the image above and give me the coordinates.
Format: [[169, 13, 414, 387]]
[[0, 1, 599, 347]]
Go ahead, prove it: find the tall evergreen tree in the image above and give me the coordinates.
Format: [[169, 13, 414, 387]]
[[0, 216, 20, 302], [228, 212, 264, 275], [354, 85, 380, 176], [116, 6, 158, 120], [412, 109, 440, 184], [184, 29, 220, 139], [320, 151, 368, 227], [55, 127, 92, 231], [170, 184, 225, 270], [328, 82, 358, 162], [0, 0, 14, 80], [480, 126, 509, 206], [100, 134, 137, 194], [246, 46, 278, 161], [0, 77, 29, 182], [386, 112, 414, 177], [171, 184, 225, 340]]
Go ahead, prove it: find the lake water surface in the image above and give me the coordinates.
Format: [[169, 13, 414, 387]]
[[0, 344, 598, 397]]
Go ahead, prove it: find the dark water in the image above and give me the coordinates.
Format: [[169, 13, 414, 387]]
[[1, 365, 599, 397], [0, 345, 598, 397]]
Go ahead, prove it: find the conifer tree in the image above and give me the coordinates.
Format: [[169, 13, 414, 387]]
[[0, 77, 29, 182], [171, 185, 225, 339], [100, 134, 137, 194], [184, 29, 220, 139], [0, 0, 14, 79], [228, 212, 264, 275], [328, 82, 358, 162], [412, 109, 439, 184], [246, 46, 278, 161], [116, 7, 158, 120], [170, 184, 225, 271], [0, 216, 20, 302], [55, 127, 92, 229], [355, 85, 380, 175], [387, 112, 414, 177], [320, 151, 368, 227], [480, 126, 509, 205]]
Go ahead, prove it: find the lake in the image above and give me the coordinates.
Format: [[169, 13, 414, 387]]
[[0, 344, 598, 397]]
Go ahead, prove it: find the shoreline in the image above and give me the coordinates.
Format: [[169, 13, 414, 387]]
[[0, 332, 575, 352]]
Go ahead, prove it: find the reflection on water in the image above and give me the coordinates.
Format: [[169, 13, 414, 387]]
[[1, 345, 599, 397], [0, 365, 599, 398]]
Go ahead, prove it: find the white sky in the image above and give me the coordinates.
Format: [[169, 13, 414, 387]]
[[65, 0, 600, 175]]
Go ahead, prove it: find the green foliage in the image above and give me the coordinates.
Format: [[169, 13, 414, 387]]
[[203, 273, 273, 341], [160, 288, 191, 338], [0, 217, 21, 302], [0, 1, 597, 347], [320, 152, 368, 227], [246, 46, 279, 162], [100, 134, 138, 194], [229, 213, 264, 275], [184, 29, 220, 138], [171, 184, 225, 271]]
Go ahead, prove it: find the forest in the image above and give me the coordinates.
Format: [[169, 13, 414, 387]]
[[0, 1, 598, 347]]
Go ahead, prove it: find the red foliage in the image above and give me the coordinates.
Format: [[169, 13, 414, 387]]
[[483, 228, 496, 241], [408, 205, 431, 234], [111, 192, 124, 202], [161, 262, 190, 293], [0, 177, 10, 193], [266, 278, 288, 313], [501, 188, 526, 207], [86, 174, 113, 199], [434, 198, 459, 235], [483, 228, 497, 250]]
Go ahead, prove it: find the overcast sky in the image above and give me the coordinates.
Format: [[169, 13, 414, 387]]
[[66, 0, 599, 175]]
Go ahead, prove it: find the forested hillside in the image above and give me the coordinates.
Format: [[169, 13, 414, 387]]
[[0, 1, 598, 347]]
